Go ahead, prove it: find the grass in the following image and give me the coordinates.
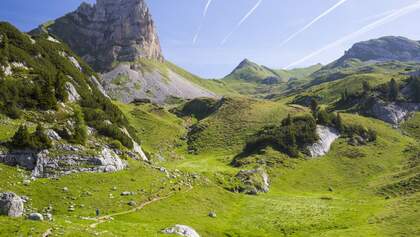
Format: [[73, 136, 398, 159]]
[[0, 89, 419, 237], [115, 101, 187, 158]]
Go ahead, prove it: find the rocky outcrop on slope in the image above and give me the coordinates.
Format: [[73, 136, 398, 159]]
[[162, 225, 200, 237], [0, 146, 127, 178], [308, 126, 340, 157], [38, 0, 163, 71], [235, 168, 270, 195], [368, 99, 420, 125], [0, 192, 24, 217]]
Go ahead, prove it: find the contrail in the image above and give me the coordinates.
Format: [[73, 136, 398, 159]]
[[279, 0, 349, 48], [203, 0, 213, 17], [221, 0, 263, 45], [193, 0, 213, 44], [357, 9, 397, 23], [285, 1, 420, 69]]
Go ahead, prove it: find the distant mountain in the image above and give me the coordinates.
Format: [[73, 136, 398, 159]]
[[32, 0, 228, 104], [223, 58, 321, 98], [225, 59, 285, 84], [333, 36, 420, 67]]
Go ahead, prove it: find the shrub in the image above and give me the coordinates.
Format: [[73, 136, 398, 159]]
[[9, 124, 52, 150], [70, 106, 88, 145]]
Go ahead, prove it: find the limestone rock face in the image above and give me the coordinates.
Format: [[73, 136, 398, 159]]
[[369, 99, 420, 125], [0, 147, 127, 178], [44, 0, 163, 71], [307, 126, 340, 157], [0, 192, 24, 217]]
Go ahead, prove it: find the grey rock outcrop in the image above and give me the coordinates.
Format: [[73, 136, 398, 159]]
[[28, 213, 44, 221], [65, 82, 81, 102], [235, 168, 270, 195], [368, 99, 420, 125], [162, 225, 200, 237], [40, 0, 163, 72], [0, 147, 127, 178], [0, 192, 24, 217], [307, 126, 340, 157]]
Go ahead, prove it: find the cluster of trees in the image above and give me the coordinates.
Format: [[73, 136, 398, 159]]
[[0, 70, 68, 118], [9, 124, 52, 150], [244, 115, 318, 157], [0, 23, 140, 149], [244, 97, 377, 157]]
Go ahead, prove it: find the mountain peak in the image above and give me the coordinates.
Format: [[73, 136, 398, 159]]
[[337, 36, 420, 65], [234, 58, 259, 71], [38, 0, 163, 72]]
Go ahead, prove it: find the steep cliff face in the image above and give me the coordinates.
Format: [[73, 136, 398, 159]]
[[42, 0, 163, 71]]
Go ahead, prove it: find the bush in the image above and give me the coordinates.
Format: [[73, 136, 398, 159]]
[[70, 106, 88, 145], [9, 124, 52, 150]]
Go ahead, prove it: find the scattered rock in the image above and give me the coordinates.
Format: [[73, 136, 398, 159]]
[[28, 213, 44, 221], [62, 187, 69, 192], [0, 192, 24, 217], [128, 201, 136, 206], [65, 82, 81, 102], [208, 211, 216, 218], [162, 225, 200, 237], [46, 129, 62, 141], [45, 213, 53, 221], [121, 191, 134, 196]]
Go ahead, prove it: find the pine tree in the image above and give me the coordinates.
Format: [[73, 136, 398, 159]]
[[362, 81, 371, 95], [388, 79, 399, 101], [282, 114, 293, 126], [31, 124, 52, 149], [55, 73, 68, 102], [10, 125, 31, 148], [310, 99, 319, 120], [336, 113, 344, 133], [412, 76, 420, 102], [72, 106, 88, 145]]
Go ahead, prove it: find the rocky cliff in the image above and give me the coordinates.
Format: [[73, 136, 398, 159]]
[[38, 0, 163, 72]]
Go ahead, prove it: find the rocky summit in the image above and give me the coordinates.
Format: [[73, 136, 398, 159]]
[[39, 0, 163, 71], [336, 36, 420, 65]]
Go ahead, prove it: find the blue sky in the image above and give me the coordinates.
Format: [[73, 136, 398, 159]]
[[1, 0, 420, 78]]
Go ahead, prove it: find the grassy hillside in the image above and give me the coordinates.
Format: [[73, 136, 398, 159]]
[[289, 61, 420, 105], [1, 111, 418, 236]]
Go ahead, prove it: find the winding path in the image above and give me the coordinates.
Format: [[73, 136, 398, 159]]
[[89, 186, 193, 228]]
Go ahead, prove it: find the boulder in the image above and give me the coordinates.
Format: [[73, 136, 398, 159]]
[[0, 192, 24, 217], [28, 213, 44, 221], [162, 225, 200, 237], [235, 168, 270, 195]]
